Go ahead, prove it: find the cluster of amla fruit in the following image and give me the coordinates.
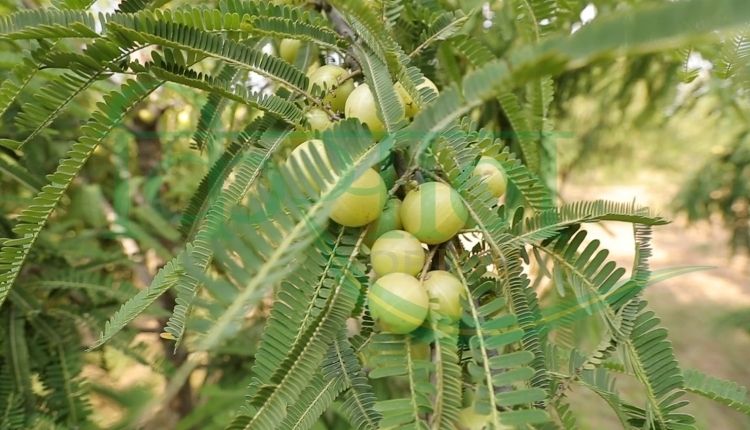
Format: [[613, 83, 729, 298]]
[[366, 176, 505, 334], [280, 39, 509, 334], [280, 36, 440, 142]]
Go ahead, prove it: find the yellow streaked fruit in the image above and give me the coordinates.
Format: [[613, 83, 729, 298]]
[[473, 156, 508, 198], [284, 108, 333, 148], [286, 139, 333, 192], [367, 273, 428, 334], [395, 77, 439, 118], [279, 38, 302, 64], [457, 406, 494, 430], [345, 83, 386, 138], [283, 129, 308, 149], [370, 230, 425, 277], [423, 270, 465, 322], [400, 182, 468, 244], [308, 65, 355, 112], [364, 198, 402, 247], [306, 60, 321, 75], [305, 108, 332, 132], [330, 168, 387, 227]]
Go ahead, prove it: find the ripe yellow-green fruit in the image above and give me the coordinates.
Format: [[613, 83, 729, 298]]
[[306, 60, 321, 76], [364, 198, 402, 247], [284, 129, 308, 149], [284, 108, 333, 148], [284, 108, 332, 148], [345, 83, 386, 137], [394, 83, 410, 114], [137, 108, 155, 123], [287, 139, 333, 191], [305, 108, 332, 132], [370, 230, 425, 277], [330, 168, 387, 227], [395, 77, 439, 118], [279, 38, 302, 64], [457, 406, 494, 430], [473, 156, 508, 198], [400, 182, 468, 244], [423, 270, 465, 322], [368, 273, 428, 334], [308, 65, 354, 112]]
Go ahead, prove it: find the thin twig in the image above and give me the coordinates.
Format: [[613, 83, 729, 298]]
[[419, 246, 440, 281], [339, 69, 363, 84]]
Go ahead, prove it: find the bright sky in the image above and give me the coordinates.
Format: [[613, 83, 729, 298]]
[[572, 3, 598, 34]]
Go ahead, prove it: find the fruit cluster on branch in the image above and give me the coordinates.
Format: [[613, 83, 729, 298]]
[[281, 54, 509, 335]]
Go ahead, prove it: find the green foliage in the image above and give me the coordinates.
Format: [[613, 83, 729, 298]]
[[0, 75, 160, 307], [448, 249, 550, 427], [354, 45, 406, 133], [94, 118, 284, 349], [683, 368, 750, 415], [717, 29, 750, 82], [625, 302, 694, 428], [1, 0, 750, 429], [676, 136, 750, 253], [0, 9, 99, 39], [0, 56, 38, 120], [225, 225, 366, 428], [148, 60, 305, 126], [190, 64, 239, 151]]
